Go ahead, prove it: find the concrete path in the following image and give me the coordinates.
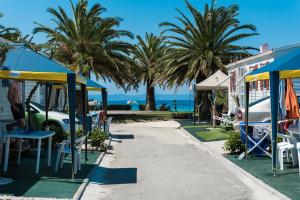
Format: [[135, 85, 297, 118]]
[[81, 121, 255, 200]]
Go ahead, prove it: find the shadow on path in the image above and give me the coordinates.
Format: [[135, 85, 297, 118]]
[[111, 134, 135, 140], [90, 167, 137, 185]]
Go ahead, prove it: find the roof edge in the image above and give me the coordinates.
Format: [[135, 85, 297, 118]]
[[226, 43, 300, 69]]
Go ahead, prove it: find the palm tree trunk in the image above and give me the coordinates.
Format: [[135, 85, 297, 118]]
[[145, 80, 156, 111], [196, 74, 211, 120], [26, 82, 40, 130], [76, 71, 90, 114]]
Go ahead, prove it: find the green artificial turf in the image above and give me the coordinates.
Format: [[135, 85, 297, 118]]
[[181, 121, 229, 142], [226, 155, 300, 200], [0, 149, 101, 198]]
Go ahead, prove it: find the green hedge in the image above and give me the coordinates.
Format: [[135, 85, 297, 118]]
[[108, 104, 131, 110], [171, 112, 193, 119]]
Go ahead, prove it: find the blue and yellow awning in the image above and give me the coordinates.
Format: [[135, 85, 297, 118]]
[[1, 44, 85, 84], [52, 78, 105, 91], [245, 48, 300, 82]]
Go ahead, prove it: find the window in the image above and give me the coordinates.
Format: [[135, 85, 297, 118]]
[[264, 80, 269, 90]]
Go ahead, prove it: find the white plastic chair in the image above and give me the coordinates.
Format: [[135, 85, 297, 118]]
[[55, 135, 87, 173], [212, 113, 234, 126], [296, 143, 300, 174], [277, 133, 297, 170]]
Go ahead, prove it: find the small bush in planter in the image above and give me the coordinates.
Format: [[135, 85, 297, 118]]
[[223, 131, 245, 154], [89, 128, 109, 152]]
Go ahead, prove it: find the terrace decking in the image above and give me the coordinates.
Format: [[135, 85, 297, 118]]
[[0, 149, 101, 199], [227, 155, 300, 200]]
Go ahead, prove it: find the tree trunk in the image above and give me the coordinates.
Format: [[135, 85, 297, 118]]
[[76, 71, 90, 114], [62, 86, 68, 111], [145, 80, 156, 111], [54, 89, 61, 109], [25, 82, 40, 130], [196, 74, 211, 120]]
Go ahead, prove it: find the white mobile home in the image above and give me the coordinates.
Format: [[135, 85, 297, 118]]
[[226, 43, 300, 114], [0, 82, 65, 121]]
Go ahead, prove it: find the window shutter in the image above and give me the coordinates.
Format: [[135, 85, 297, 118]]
[[260, 80, 263, 90]]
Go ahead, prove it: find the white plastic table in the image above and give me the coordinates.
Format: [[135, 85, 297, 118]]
[[3, 131, 55, 174]]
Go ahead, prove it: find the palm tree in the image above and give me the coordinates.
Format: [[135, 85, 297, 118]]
[[159, 0, 258, 118], [0, 13, 20, 41], [33, 0, 135, 87], [131, 33, 168, 110]]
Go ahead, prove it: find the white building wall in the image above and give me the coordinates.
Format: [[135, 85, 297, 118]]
[[228, 59, 273, 114], [24, 81, 40, 103], [0, 82, 13, 120]]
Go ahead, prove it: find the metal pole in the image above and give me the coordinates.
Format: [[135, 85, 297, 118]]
[[67, 73, 76, 178], [102, 88, 108, 116], [270, 72, 279, 173], [80, 84, 88, 162], [102, 88, 108, 130], [245, 82, 250, 160], [45, 82, 49, 127], [193, 83, 196, 125]]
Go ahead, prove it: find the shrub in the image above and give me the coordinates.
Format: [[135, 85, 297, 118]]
[[223, 131, 245, 154], [89, 128, 109, 152], [171, 112, 192, 119], [108, 104, 131, 110], [65, 128, 84, 138], [159, 103, 170, 111]]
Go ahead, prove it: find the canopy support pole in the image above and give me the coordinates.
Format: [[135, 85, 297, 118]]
[[45, 82, 49, 127], [102, 88, 107, 116], [270, 71, 279, 173], [245, 82, 250, 160], [102, 88, 108, 132], [81, 84, 88, 162], [67, 73, 76, 178]]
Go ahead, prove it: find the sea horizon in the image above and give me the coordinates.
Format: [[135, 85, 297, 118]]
[[89, 93, 194, 112]]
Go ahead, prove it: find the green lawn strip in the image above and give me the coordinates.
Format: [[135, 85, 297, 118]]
[[182, 124, 228, 142], [0, 150, 101, 198], [225, 155, 300, 200]]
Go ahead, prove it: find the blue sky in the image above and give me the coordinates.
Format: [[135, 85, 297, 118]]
[[1, 0, 300, 95]]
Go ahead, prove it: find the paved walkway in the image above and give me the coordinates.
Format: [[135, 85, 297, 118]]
[[81, 121, 255, 200]]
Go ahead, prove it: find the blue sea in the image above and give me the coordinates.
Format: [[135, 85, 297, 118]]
[[108, 100, 193, 112], [89, 94, 194, 112]]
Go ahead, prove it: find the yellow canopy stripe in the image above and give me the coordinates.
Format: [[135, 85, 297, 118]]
[[0, 70, 86, 84], [53, 84, 102, 91], [87, 87, 102, 91], [245, 72, 269, 82], [245, 70, 300, 82]]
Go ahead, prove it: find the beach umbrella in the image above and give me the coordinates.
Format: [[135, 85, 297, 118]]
[[127, 100, 138, 105]]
